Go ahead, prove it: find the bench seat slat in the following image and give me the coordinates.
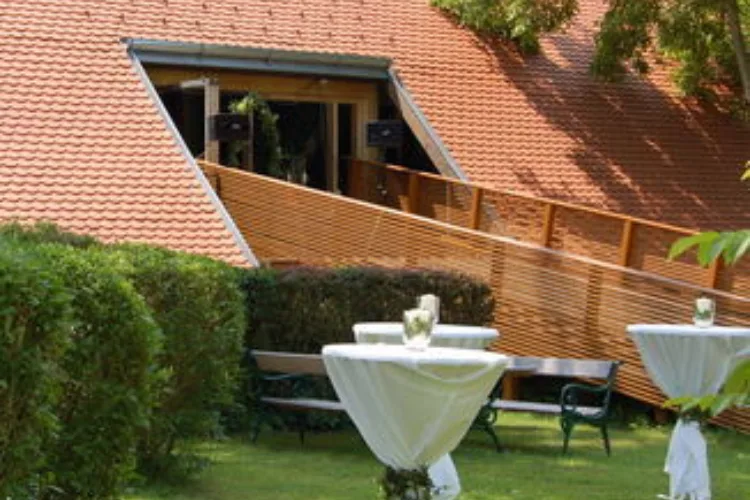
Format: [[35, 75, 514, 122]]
[[261, 396, 345, 412], [491, 399, 602, 417]]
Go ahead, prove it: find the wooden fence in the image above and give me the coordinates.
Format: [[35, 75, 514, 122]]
[[348, 160, 750, 297], [200, 161, 750, 432]]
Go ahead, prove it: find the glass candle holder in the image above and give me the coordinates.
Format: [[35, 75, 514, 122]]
[[403, 308, 435, 350], [417, 294, 441, 324], [694, 297, 715, 328]]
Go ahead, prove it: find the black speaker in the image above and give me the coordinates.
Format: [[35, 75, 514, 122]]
[[208, 113, 252, 142], [367, 120, 404, 148]]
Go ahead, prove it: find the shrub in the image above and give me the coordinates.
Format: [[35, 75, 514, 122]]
[[241, 266, 495, 353], [37, 246, 161, 499], [0, 242, 71, 497], [110, 245, 245, 475], [0, 221, 100, 249]]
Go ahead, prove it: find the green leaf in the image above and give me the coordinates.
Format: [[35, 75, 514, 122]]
[[668, 232, 718, 262]]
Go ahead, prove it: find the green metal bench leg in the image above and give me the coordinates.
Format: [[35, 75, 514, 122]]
[[600, 425, 611, 457], [251, 407, 264, 443], [482, 419, 502, 452], [561, 418, 574, 455], [296, 413, 307, 445]]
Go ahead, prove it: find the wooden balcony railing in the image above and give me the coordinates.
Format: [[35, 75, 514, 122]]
[[347, 159, 747, 296], [197, 160, 750, 432]]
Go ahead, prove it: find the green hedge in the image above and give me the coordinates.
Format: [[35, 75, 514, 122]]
[[241, 266, 495, 352], [0, 242, 72, 497], [0, 224, 247, 492], [110, 245, 246, 475], [38, 246, 161, 498]]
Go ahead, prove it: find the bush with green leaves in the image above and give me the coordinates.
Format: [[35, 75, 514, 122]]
[[0, 221, 100, 249], [110, 245, 246, 475], [0, 242, 72, 497], [36, 245, 161, 499], [241, 266, 495, 353]]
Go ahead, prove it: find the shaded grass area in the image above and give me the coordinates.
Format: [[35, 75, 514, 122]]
[[126, 414, 750, 499]]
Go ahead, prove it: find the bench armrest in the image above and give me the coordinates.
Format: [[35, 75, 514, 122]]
[[560, 382, 608, 412]]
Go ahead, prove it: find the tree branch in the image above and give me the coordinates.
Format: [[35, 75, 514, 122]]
[[726, 0, 750, 103]]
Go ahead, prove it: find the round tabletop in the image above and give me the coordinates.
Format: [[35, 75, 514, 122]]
[[353, 322, 499, 350], [627, 324, 750, 398], [322, 343, 508, 471], [627, 324, 750, 338]]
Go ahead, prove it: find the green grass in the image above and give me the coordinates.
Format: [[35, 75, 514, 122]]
[[126, 414, 750, 499]]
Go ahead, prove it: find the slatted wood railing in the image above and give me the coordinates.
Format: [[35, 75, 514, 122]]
[[347, 159, 749, 296], [200, 161, 750, 432]]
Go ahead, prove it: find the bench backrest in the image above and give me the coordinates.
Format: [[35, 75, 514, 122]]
[[251, 350, 328, 376], [515, 357, 620, 382]]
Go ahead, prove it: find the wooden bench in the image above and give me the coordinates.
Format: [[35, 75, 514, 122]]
[[249, 350, 345, 444], [488, 357, 622, 455]]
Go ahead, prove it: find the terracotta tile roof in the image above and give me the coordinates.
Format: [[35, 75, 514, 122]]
[[2, 0, 748, 253]]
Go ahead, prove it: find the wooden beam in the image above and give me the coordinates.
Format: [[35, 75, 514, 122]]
[[469, 187, 484, 230], [619, 220, 635, 267], [540, 203, 556, 247], [325, 103, 340, 193], [204, 78, 220, 163], [149, 66, 379, 103]]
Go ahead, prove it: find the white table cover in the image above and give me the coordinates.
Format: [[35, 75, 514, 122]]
[[353, 322, 499, 350], [628, 324, 750, 500], [322, 344, 508, 499], [354, 322, 499, 497]]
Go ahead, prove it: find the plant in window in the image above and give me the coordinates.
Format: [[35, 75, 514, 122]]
[[228, 93, 283, 178]]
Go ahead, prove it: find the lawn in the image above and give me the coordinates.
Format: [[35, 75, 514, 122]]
[[126, 414, 750, 499]]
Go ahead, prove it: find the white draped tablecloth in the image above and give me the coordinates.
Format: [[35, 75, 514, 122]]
[[322, 344, 508, 499], [353, 322, 500, 497], [353, 322, 499, 350], [627, 324, 750, 500]]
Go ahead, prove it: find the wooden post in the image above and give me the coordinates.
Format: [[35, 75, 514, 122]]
[[204, 78, 220, 164], [325, 103, 339, 193], [469, 187, 484, 230], [502, 374, 522, 401], [407, 171, 420, 214], [348, 160, 363, 199], [540, 203, 556, 247], [706, 260, 722, 289], [619, 220, 635, 267]]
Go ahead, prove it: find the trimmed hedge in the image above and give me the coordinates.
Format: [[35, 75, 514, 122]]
[[0, 224, 247, 492], [0, 242, 71, 497], [110, 245, 246, 474], [38, 246, 161, 498], [241, 266, 495, 352]]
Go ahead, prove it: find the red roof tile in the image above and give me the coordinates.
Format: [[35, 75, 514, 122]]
[[1, 0, 748, 256]]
